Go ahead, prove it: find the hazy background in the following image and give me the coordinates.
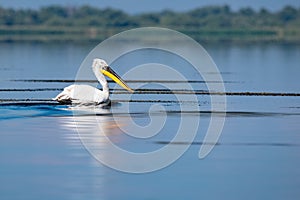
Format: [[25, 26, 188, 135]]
[[1, 0, 300, 13]]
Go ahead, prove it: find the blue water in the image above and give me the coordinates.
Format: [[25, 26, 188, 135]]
[[0, 42, 300, 200]]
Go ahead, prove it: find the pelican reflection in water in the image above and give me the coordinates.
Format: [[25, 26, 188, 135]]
[[59, 107, 127, 168], [54, 58, 133, 107]]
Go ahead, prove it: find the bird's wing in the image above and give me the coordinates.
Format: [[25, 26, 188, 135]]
[[54, 85, 107, 104], [53, 85, 74, 102]]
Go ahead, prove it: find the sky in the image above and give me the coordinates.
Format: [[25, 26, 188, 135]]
[[0, 0, 299, 13]]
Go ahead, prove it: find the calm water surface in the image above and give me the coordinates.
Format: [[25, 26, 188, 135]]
[[0, 42, 299, 200]]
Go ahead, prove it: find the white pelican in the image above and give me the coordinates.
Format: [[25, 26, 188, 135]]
[[53, 58, 133, 106]]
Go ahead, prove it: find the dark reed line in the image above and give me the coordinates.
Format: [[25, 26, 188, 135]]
[[11, 79, 238, 83], [155, 141, 300, 147], [1, 88, 300, 96], [116, 90, 300, 96], [0, 88, 61, 91], [0, 101, 299, 117]]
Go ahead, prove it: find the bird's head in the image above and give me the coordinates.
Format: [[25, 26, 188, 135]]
[[92, 58, 108, 71], [92, 58, 133, 92]]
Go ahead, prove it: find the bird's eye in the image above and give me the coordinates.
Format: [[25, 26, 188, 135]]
[[103, 65, 108, 70]]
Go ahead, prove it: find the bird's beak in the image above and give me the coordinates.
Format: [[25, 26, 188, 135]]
[[101, 66, 134, 92]]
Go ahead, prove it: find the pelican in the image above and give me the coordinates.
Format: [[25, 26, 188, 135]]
[[53, 58, 133, 106]]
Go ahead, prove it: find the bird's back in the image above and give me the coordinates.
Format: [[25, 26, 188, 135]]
[[53, 84, 109, 106]]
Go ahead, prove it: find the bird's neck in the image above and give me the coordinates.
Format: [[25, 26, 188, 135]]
[[94, 69, 110, 99], [101, 82, 109, 95], [95, 71, 109, 97]]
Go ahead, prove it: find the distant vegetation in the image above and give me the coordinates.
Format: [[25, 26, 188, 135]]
[[0, 5, 300, 43]]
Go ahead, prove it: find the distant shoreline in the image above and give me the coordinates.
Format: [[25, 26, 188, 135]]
[[1, 26, 299, 44], [1, 5, 300, 43]]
